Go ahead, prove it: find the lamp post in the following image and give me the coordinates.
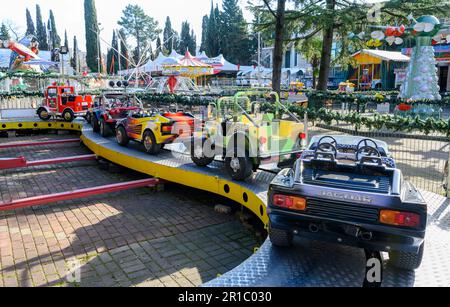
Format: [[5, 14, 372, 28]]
[[59, 46, 69, 82], [97, 23, 104, 74]]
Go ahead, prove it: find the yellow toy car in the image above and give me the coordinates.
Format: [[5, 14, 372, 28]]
[[191, 92, 306, 181], [115, 110, 195, 155]]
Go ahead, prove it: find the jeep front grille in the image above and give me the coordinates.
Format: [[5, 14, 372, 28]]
[[306, 198, 380, 223]]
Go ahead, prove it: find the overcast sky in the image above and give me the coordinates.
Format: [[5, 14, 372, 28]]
[[0, 0, 254, 52]]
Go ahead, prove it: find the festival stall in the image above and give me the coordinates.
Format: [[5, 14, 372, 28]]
[[348, 49, 410, 90]]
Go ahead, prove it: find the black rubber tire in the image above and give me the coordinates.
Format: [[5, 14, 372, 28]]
[[269, 226, 293, 247], [85, 112, 92, 124], [389, 243, 425, 271], [62, 109, 75, 122], [116, 126, 129, 147], [143, 130, 161, 155], [92, 116, 100, 133], [99, 119, 111, 138], [37, 108, 51, 121], [225, 150, 253, 181], [191, 139, 215, 167]]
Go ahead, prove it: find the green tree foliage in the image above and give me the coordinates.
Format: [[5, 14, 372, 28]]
[[48, 10, 61, 49], [156, 36, 162, 56], [200, 15, 209, 52], [178, 21, 194, 55], [255, 0, 450, 91], [220, 0, 255, 65], [64, 30, 69, 48], [206, 2, 221, 57], [36, 5, 48, 50], [163, 17, 173, 54], [106, 31, 119, 75], [84, 0, 101, 72], [70, 35, 79, 72], [297, 35, 322, 89], [118, 29, 129, 70], [26, 8, 35, 36], [118, 4, 160, 64], [0, 23, 10, 42]]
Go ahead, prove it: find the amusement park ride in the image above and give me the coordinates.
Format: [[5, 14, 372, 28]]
[[1, 16, 450, 287]]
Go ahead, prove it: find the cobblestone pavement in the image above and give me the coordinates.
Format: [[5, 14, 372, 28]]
[[0, 132, 260, 287]]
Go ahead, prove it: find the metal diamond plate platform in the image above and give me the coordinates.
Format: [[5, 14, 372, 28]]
[[206, 190, 450, 287], [2, 118, 450, 287]]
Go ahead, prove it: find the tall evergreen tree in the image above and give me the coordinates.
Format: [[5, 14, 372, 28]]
[[200, 15, 209, 53], [178, 21, 196, 55], [118, 4, 160, 64], [118, 29, 129, 70], [64, 30, 69, 47], [221, 0, 253, 64], [26, 8, 36, 36], [71, 35, 79, 72], [84, 0, 101, 72], [156, 36, 162, 56], [206, 2, 221, 57], [0, 23, 10, 42], [48, 10, 61, 49], [189, 30, 197, 56], [106, 31, 119, 75], [36, 5, 48, 50], [163, 17, 173, 54]]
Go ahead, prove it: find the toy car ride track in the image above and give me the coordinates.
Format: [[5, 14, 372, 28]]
[[1, 118, 450, 287]]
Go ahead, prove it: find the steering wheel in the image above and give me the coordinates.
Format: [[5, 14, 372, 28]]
[[314, 142, 338, 160], [317, 136, 337, 148], [356, 146, 381, 164], [357, 139, 379, 152]]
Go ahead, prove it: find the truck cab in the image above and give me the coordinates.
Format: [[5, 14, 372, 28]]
[[37, 85, 94, 122]]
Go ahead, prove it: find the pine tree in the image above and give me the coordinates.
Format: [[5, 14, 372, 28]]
[[163, 17, 173, 54], [26, 8, 36, 36], [106, 31, 119, 75], [156, 36, 162, 56], [36, 5, 48, 50], [221, 0, 253, 64], [200, 15, 208, 52], [118, 29, 129, 70], [206, 2, 221, 57], [49, 10, 61, 49], [71, 35, 79, 72], [178, 21, 196, 55], [0, 23, 10, 42], [84, 0, 101, 72], [64, 30, 69, 47], [118, 4, 160, 64], [189, 30, 197, 56]]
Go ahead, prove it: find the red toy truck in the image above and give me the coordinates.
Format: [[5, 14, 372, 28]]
[[37, 85, 94, 122]]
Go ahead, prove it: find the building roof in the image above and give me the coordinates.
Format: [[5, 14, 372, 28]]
[[353, 49, 410, 62]]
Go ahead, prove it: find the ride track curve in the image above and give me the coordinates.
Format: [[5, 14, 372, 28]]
[[1, 118, 449, 287]]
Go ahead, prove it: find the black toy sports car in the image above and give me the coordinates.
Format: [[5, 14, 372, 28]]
[[268, 135, 427, 270]]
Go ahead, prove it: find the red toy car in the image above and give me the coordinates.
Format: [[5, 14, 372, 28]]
[[89, 92, 141, 137], [37, 85, 94, 122]]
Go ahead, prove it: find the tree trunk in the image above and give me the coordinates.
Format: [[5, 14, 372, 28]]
[[317, 0, 335, 91], [312, 65, 317, 90], [272, 0, 286, 94]]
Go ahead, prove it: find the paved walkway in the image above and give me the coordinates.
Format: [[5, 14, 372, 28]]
[[0, 132, 259, 287]]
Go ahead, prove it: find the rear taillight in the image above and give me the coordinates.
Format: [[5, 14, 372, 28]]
[[259, 137, 267, 144], [380, 210, 421, 228], [273, 194, 307, 211], [161, 125, 172, 134], [299, 133, 307, 140]]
